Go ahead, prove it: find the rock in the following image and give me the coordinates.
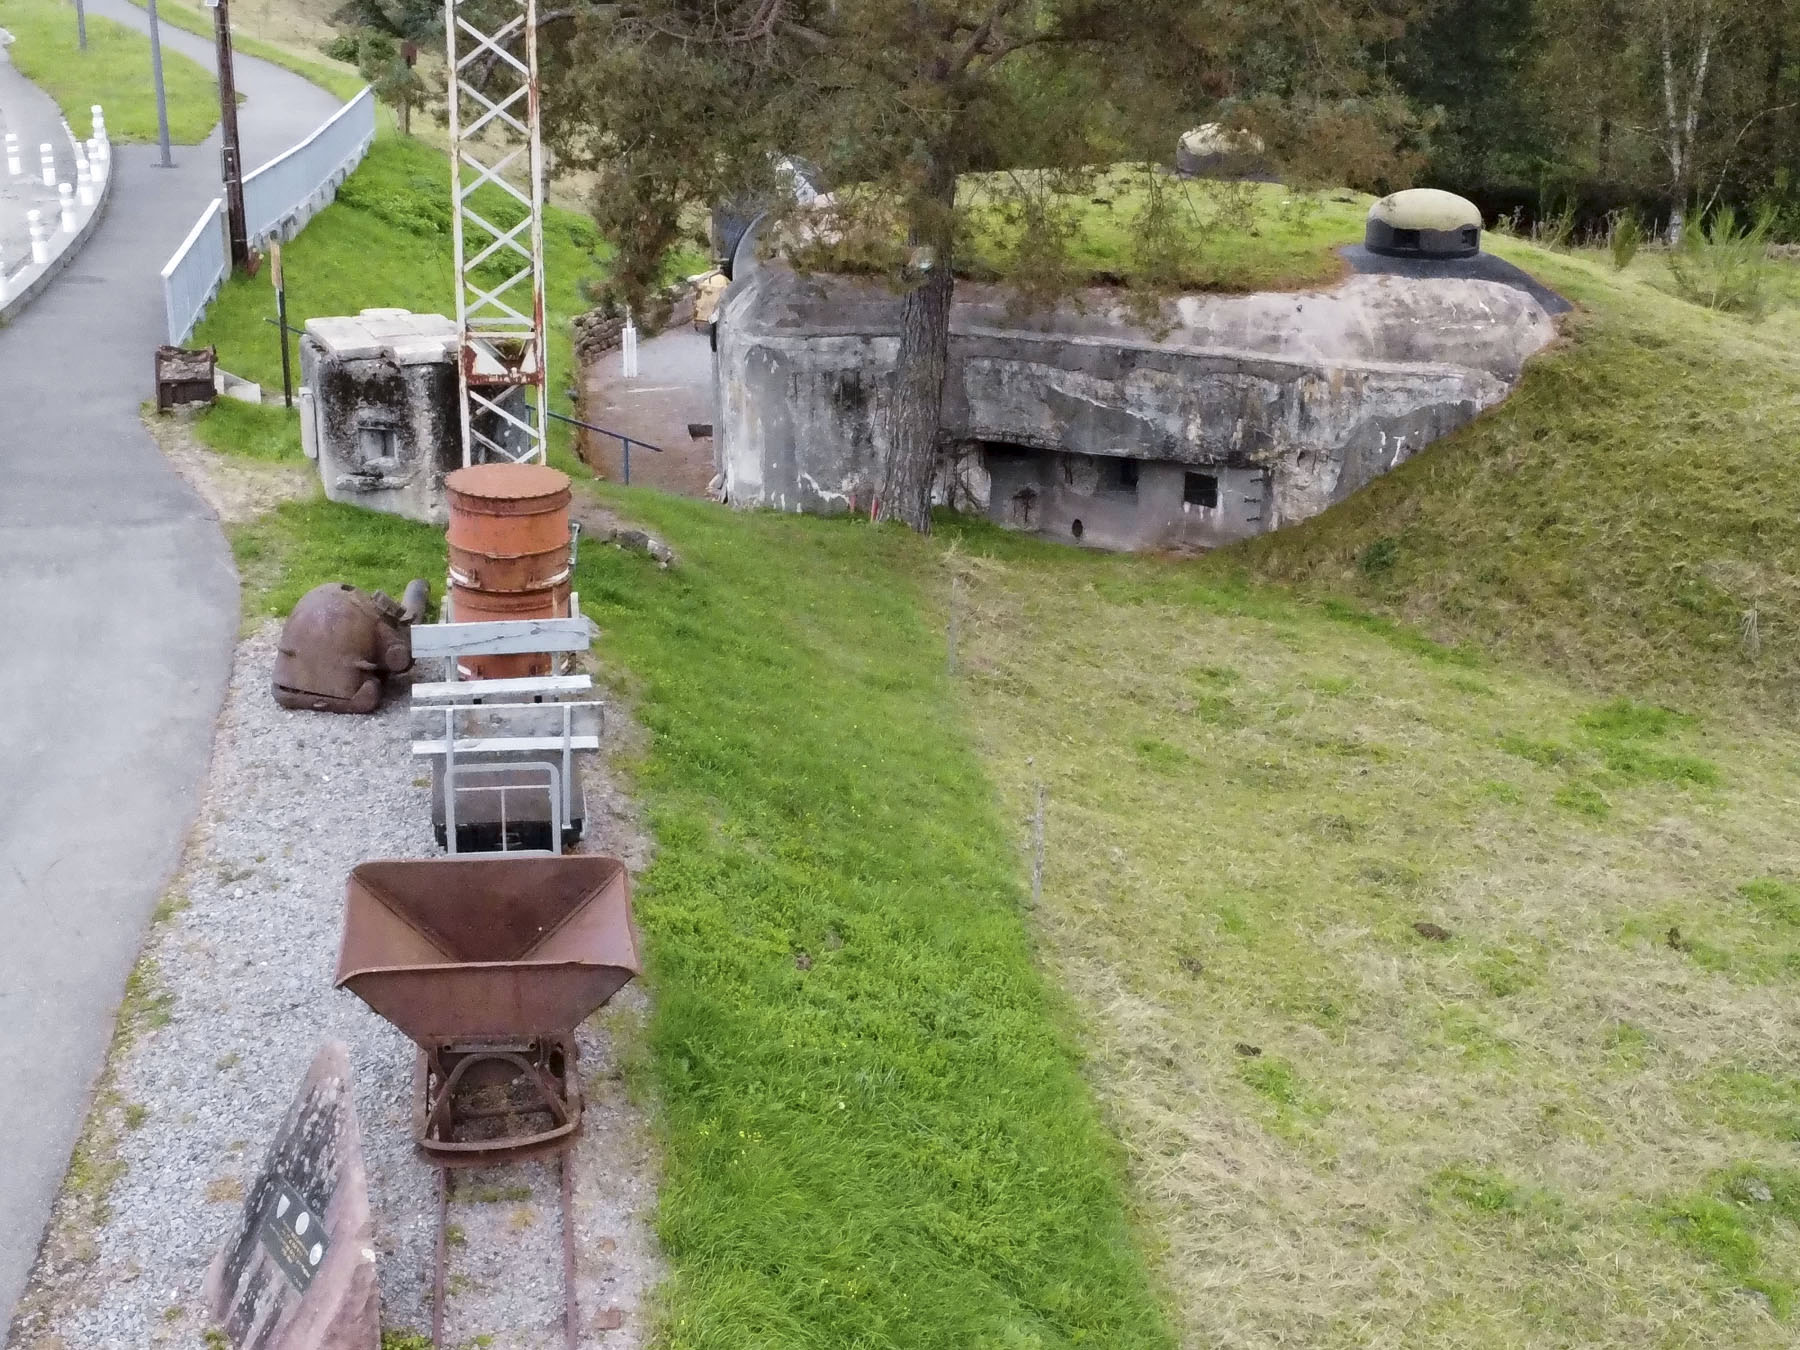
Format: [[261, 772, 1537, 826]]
[[603, 527, 678, 569], [203, 1042, 379, 1350]]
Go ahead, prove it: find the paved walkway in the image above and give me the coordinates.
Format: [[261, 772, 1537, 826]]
[[0, 49, 73, 285], [0, 5, 340, 1330], [581, 325, 719, 495]]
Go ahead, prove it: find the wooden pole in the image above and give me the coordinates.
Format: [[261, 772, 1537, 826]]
[[212, 0, 250, 270]]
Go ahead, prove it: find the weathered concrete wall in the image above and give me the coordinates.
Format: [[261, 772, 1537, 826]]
[[300, 326, 462, 525], [716, 232, 1561, 548]]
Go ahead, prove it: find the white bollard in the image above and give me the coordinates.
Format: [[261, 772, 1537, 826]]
[[85, 138, 102, 173], [39, 143, 55, 188], [58, 183, 76, 233], [0, 244, 8, 304], [28, 210, 48, 265], [90, 105, 106, 143], [76, 161, 94, 207], [4, 134, 19, 177]]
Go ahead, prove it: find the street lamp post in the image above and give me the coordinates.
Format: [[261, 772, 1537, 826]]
[[146, 0, 173, 167], [205, 0, 250, 270]]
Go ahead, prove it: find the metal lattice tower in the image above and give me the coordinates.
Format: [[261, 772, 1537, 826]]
[[444, 0, 548, 465]]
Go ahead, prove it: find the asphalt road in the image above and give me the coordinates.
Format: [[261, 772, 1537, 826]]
[[0, 6, 339, 1329]]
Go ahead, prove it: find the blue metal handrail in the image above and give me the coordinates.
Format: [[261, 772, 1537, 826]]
[[544, 408, 663, 484]]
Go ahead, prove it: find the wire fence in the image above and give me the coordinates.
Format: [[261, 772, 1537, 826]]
[[161, 87, 375, 346]]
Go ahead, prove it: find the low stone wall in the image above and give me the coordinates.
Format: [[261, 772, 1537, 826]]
[[572, 310, 629, 366], [572, 281, 703, 367], [715, 236, 1562, 550]]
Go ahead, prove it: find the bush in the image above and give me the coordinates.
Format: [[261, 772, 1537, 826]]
[[1608, 210, 1645, 271], [1667, 205, 1777, 318]]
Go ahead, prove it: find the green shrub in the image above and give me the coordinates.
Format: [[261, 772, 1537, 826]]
[[1667, 206, 1777, 318], [1608, 211, 1645, 271]]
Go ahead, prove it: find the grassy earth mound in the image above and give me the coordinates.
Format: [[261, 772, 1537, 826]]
[[798, 166, 1370, 293], [185, 125, 1800, 1345], [1240, 237, 1800, 711]]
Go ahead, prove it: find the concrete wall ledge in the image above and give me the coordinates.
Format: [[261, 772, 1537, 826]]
[[0, 124, 115, 327]]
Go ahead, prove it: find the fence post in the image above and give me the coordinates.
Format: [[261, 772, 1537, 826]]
[[622, 438, 631, 485]]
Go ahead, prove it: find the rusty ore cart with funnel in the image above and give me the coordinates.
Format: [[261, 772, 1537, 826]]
[[336, 853, 640, 1345]]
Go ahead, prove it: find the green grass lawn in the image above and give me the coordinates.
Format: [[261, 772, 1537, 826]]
[[223, 467, 1800, 1347], [229, 492, 1174, 1348], [799, 166, 1369, 293], [0, 0, 218, 143], [190, 132, 609, 474], [944, 523, 1800, 1346]]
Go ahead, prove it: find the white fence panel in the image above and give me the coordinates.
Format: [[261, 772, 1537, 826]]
[[160, 197, 227, 348], [241, 87, 375, 247], [160, 86, 375, 345]]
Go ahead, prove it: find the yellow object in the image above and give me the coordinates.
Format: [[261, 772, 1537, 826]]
[[693, 271, 730, 326]]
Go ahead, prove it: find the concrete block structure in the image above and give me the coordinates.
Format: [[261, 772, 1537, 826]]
[[300, 309, 462, 524], [713, 224, 1565, 552]]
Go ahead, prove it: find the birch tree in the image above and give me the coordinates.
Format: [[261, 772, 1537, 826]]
[[1659, 0, 1718, 240]]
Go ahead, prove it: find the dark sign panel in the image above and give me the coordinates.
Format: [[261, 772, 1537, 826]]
[[203, 1042, 379, 1350]]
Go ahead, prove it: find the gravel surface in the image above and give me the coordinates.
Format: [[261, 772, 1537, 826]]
[[9, 627, 664, 1349]]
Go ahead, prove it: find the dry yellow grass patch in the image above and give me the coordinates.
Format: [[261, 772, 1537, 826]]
[[947, 541, 1800, 1347]]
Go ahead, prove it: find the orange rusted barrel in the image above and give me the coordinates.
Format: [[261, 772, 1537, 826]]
[[445, 463, 573, 678]]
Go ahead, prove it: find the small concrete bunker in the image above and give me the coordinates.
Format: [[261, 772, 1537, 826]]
[[1175, 124, 1269, 180], [299, 308, 528, 525], [715, 207, 1565, 551], [300, 309, 463, 525], [1365, 188, 1483, 260]]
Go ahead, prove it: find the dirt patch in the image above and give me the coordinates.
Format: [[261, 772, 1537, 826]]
[[142, 409, 314, 523]]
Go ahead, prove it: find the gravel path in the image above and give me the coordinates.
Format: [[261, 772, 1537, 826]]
[[9, 628, 664, 1349]]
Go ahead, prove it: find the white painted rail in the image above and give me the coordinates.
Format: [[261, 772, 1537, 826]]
[[159, 87, 375, 345]]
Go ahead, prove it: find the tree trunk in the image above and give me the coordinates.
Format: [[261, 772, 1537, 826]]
[[876, 157, 957, 533]]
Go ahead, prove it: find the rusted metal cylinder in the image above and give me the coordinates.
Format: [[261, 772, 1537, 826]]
[[445, 463, 573, 678]]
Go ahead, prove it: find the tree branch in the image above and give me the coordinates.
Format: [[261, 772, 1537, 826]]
[[950, 0, 1028, 75], [1701, 100, 1799, 219]]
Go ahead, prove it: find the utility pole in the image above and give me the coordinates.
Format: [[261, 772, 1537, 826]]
[[206, 0, 250, 270], [445, 0, 549, 465], [147, 0, 173, 167]]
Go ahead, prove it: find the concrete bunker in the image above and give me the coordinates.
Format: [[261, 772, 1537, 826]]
[[713, 212, 1565, 551], [299, 308, 530, 524], [1366, 188, 1483, 260], [981, 445, 1268, 552]]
